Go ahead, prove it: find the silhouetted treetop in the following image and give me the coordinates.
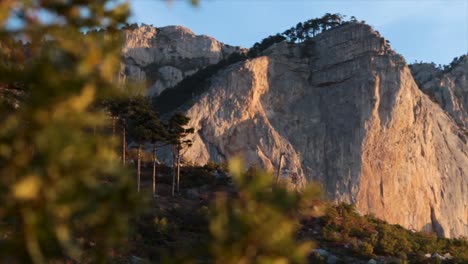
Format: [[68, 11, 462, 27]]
[[248, 13, 361, 56], [282, 13, 357, 43]]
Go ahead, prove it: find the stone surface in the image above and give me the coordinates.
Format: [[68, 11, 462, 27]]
[[410, 56, 468, 129], [186, 188, 200, 200], [175, 23, 467, 238], [326, 255, 338, 264], [120, 24, 243, 96], [313, 249, 330, 257]]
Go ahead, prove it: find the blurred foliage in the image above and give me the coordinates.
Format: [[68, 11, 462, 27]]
[[0, 1, 140, 263], [207, 157, 323, 264]]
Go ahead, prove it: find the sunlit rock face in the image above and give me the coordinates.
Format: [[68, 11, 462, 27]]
[[410, 56, 468, 130], [177, 23, 467, 238], [120, 24, 242, 96]]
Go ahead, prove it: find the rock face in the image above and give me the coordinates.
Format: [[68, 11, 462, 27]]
[[410, 56, 468, 129], [120, 24, 242, 96], [177, 23, 467, 238]]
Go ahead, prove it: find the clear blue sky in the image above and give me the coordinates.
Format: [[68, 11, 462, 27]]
[[129, 0, 468, 65]]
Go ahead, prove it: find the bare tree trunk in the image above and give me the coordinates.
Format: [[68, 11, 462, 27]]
[[137, 144, 141, 193], [112, 117, 116, 137], [171, 147, 176, 197], [152, 145, 157, 197], [176, 149, 181, 194], [122, 122, 126, 165], [275, 153, 285, 185]]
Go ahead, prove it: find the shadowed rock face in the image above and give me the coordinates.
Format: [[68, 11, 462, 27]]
[[410, 56, 468, 130], [176, 23, 467, 238], [120, 24, 242, 96]]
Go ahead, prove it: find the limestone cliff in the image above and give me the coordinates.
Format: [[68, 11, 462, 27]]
[[410, 56, 468, 130], [175, 23, 467, 238], [120, 24, 242, 96]]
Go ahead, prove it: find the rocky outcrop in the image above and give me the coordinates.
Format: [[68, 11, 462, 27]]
[[410, 56, 468, 129], [120, 24, 242, 96], [177, 23, 467, 238]]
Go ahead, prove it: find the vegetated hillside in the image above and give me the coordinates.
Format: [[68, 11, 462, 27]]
[[114, 165, 468, 264], [410, 55, 468, 130], [173, 22, 467, 238]]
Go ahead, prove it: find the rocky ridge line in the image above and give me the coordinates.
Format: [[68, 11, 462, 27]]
[[120, 24, 243, 96], [410, 55, 468, 130]]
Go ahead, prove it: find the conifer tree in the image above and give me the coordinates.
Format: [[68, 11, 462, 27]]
[[126, 96, 164, 193], [150, 123, 167, 197], [99, 96, 131, 164], [166, 113, 194, 196]]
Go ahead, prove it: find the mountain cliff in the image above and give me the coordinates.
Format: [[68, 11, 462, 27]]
[[410, 56, 468, 130], [127, 23, 468, 238], [120, 24, 242, 96]]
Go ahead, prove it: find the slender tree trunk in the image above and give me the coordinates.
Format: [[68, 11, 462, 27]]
[[112, 117, 116, 137], [152, 144, 157, 197], [275, 153, 285, 185], [171, 147, 176, 197], [137, 144, 141, 193], [122, 122, 126, 165], [176, 149, 181, 194]]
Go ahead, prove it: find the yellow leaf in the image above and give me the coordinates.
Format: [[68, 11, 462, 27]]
[[228, 156, 244, 178], [14, 175, 41, 201], [69, 85, 95, 112]]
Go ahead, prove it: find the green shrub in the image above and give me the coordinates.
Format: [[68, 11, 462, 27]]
[[309, 253, 327, 264], [360, 242, 374, 256], [322, 226, 340, 242]]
